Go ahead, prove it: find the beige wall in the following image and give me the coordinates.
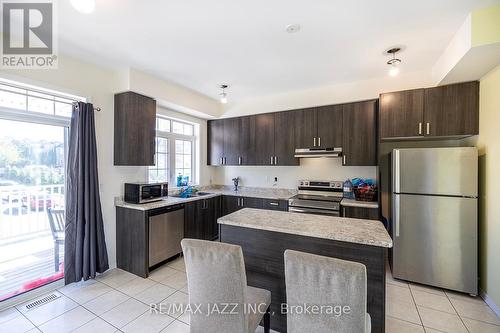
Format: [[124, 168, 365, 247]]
[[472, 64, 500, 305]]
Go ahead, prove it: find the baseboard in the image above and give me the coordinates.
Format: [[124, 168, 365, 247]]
[[480, 289, 500, 318]]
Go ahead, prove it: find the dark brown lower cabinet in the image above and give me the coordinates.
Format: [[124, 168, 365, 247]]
[[342, 205, 380, 220], [222, 195, 264, 215], [184, 196, 221, 241], [262, 198, 288, 211]]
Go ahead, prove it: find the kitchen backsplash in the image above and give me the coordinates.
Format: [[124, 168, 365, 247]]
[[211, 157, 377, 189]]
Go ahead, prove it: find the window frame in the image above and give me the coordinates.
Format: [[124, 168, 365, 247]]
[[149, 115, 197, 186]]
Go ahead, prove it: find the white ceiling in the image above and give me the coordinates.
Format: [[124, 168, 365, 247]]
[[58, 0, 500, 101]]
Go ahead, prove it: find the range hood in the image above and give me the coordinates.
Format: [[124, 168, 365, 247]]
[[294, 147, 342, 158]]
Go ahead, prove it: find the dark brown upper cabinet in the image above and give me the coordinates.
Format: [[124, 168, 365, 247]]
[[254, 113, 275, 165], [293, 105, 342, 149], [379, 88, 424, 139], [294, 107, 317, 149], [274, 111, 299, 166], [424, 81, 479, 137], [208, 117, 256, 166], [207, 119, 224, 165], [342, 100, 378, 166], [380, 81, 479, 140], [238, 116, 256, 165], [222, 117, 240, 165], [114, 91, 156, 166], [317, 104, 343, 148]]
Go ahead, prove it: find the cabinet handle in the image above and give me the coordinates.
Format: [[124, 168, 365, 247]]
[[270, 156, 273, 165], [426, 123, 430, 135], [318, 137, 321, 147], [238, 156, 242, 165], [274, 156, 277, 165], [343, 155, 346, 165], [237, 198, 240, 206], [418, 122, 422, 135], [343, 207, 346, 216], [224, 157, 227, 165], [269, 202, 279, 206], [313, 137, 317, 147], [241, 198, 244, 207]]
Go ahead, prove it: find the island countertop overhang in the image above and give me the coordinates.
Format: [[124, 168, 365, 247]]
[[217, 208, 393, 248]]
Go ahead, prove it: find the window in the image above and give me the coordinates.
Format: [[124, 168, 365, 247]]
[[0, 80, 74, 117], [149, 116, 197, 186], [0, 78, 84, 303]]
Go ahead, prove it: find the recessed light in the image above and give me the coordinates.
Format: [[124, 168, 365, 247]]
[[286, 24, 301, 33]]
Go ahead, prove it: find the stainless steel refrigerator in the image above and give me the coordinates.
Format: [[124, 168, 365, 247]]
[[392, 147, 478, 295]]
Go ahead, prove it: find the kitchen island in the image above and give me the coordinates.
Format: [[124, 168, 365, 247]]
[[218, 208, 392, 333]]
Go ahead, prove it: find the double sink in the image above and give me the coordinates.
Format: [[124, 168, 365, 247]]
[[170, 191, 213, 199]]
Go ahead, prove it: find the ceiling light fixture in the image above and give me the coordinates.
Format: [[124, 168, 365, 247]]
[[70, 0, 96, 14], [219, 85, 229, 104], [386, 47, 402, 77]]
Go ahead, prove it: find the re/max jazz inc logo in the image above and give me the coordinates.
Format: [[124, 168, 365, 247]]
[[1, 0, 58, 68]]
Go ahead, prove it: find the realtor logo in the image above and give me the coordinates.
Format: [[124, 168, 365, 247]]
[[1, 0, 58, 68]]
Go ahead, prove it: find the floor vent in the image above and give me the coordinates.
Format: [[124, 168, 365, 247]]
[[24, 293, 60, 311]]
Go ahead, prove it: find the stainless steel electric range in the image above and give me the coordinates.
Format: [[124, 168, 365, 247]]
[[288, 180, 344, 216]]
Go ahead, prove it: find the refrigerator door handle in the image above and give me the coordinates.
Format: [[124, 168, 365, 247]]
[[394, 195, 400, 237], [393, 149, 401, 193]]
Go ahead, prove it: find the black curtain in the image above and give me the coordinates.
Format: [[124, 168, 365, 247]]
[[65, 102, 109, 284]]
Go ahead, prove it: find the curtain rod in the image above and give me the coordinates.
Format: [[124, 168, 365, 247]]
[[72, 101, 101, 112]]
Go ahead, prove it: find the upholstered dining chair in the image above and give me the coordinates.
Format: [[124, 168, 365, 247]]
[[284, 250, 371, 333], [181, 239, 271, 333]]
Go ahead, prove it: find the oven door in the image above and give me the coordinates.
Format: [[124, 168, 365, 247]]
[[288, 206, 340, 216]]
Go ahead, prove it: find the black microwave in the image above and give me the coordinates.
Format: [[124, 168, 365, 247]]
[[124, 182, 168, 204]]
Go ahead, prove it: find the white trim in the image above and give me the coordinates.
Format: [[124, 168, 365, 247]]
[[0, 106, 71, 127], [0, 76, 85, 102], [480, 289, 500, 318], [0, 279, 64, 312]]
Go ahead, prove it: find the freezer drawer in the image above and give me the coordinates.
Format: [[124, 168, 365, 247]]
[[392, 194, 477, 294], [392, 147, 477, 197]]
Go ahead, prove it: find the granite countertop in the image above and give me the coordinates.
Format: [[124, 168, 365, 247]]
[[115, 185, 297, 211], [218, 208, 392, 248], [341, 199, 379, 209]]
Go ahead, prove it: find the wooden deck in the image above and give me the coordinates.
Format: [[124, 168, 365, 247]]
[[0, 244, 64, 301]]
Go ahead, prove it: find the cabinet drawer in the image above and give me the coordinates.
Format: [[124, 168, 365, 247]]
[[262, 199, 288, 211], [342, 205, 379, 220]]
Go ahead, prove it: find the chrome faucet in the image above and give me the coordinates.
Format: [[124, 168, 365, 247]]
[[232, 177, 240, 192]]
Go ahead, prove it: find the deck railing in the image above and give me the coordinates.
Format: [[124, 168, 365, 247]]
[[0, 184, 65, 241]]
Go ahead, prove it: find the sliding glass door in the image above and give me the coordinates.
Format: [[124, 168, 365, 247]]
[[0, 119, 69, 301], [0, 80, 79, 303]]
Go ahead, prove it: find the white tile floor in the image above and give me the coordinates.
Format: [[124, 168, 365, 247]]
[[386, 267, 500, 333], [1, 256, 499, 333]]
